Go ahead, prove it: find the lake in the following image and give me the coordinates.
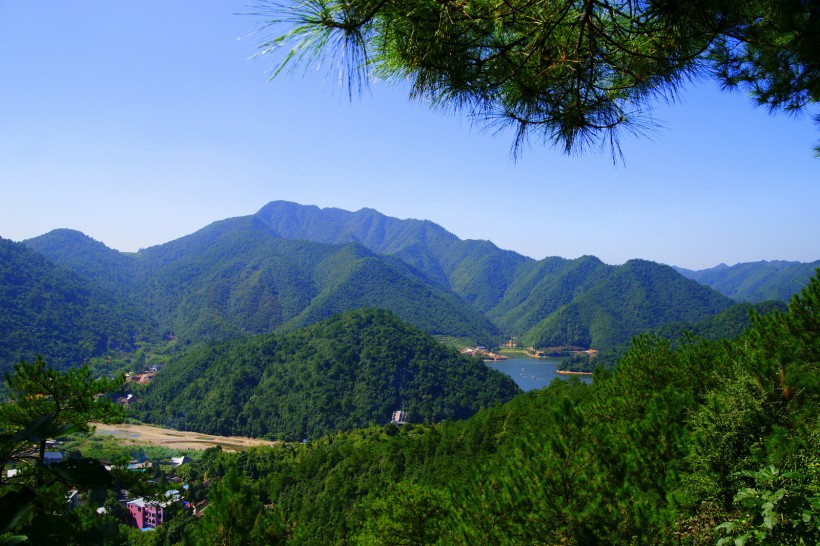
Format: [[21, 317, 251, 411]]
[[485, 356, 592, 391]]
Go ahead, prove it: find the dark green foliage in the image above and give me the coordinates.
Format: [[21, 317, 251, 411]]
[[134, 308, 520, 440], [0, 357, 125, 433], [22, 229, 139, 301], [0, 237, 156, 372], [562, 300, 789, 373], [654, 300, 788, 342], [176, 270, 819, 545], [0, 361, 131, 545], [676, 260, 820, 303], [258, 0, 820, 155]]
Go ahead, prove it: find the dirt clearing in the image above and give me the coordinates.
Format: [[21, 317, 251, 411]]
[[91, 422, 277, 451]]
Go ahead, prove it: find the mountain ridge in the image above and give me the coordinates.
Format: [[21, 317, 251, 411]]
[[674, 260, 820, 302], [19, 200, 753, 351]]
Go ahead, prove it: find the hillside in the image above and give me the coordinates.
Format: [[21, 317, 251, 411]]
[[253, 202, 737, 347], [0, 237, 156, 371], [27, 217, 499, 345], [25, 201, 736, 350], [522, 259, 735, 348], [158, 272, 820, 545], [675, 260, 820, 302], [133, 308, 521, 440]]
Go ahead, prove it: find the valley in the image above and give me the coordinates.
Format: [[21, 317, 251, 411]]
[[1, 201, 817, 545]]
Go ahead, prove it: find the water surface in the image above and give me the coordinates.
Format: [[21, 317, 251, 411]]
[[486, 356, 592, 391]]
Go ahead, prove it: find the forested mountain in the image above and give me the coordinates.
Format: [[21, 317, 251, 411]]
[[520, 259, 735, 348], [254, 202, 736, 346], [133, 308, 520, 440], [160, 272, 820, 545], [24, 201, 735, 350], [0, 237, 156, 371], [26, 217, 498, 345], [22, 229, 139, 298], [675, 260, 820, 302]]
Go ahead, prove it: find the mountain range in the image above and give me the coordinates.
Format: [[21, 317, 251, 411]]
[[674, 260, 820, 302], [5, 200, 815, 371]]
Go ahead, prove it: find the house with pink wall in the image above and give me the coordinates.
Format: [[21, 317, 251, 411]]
[[126, 497, 164, 530], [126, 490, 181, 530]]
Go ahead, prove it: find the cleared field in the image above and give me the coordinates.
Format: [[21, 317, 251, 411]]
[[91, 422, 277, 451]]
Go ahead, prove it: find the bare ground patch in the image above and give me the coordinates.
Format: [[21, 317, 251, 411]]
[[91, 422, 277, 451]]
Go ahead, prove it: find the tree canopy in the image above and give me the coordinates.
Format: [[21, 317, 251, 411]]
[[256, 0, 819, 157]]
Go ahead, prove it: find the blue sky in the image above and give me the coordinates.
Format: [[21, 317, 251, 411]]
[[0, 1, 817, 270]]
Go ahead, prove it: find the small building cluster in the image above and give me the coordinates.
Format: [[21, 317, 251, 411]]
[[126, 490, 180, 530]]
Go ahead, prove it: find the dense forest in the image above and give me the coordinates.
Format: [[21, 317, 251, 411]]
[[133, 308, 521, 440], [0, 237, 157, 371], [24, 218, 499, 349], [18, 201, 786, 364], [0, 259, 816, 544], [675, 260, 820, 303], [119, 270, 820, 545]]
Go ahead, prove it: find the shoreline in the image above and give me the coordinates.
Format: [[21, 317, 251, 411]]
[[556, 370, 594, 376]]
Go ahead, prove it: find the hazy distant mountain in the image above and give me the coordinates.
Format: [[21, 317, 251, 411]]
[[0, 236, 156, 371], [674, 260, 820, 302], [134, 308, 521, 440], [24, 201, 736, 349]]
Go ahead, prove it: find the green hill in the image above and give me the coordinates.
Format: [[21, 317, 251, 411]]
[[675, 260, 820, 302], [0, 237, 156, 371], [169, 272, 820, 545], [521, 260, 735, 348], [133, 308, 521, 440], [252, 202, 737, 349], [26, 217, 499, 345], [25, 201, 736, 350]]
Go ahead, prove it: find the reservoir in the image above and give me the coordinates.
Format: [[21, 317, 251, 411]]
[[486, 356, 592, 391]]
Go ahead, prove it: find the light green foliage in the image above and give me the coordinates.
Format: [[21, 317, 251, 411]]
[[354, 482, 450, 546], [685, 368, 770, 502], [185, 468, 285, 546]]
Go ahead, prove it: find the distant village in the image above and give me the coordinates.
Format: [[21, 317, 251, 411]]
[[6, 439, 200, 532], [462, 340, 598, 361]]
